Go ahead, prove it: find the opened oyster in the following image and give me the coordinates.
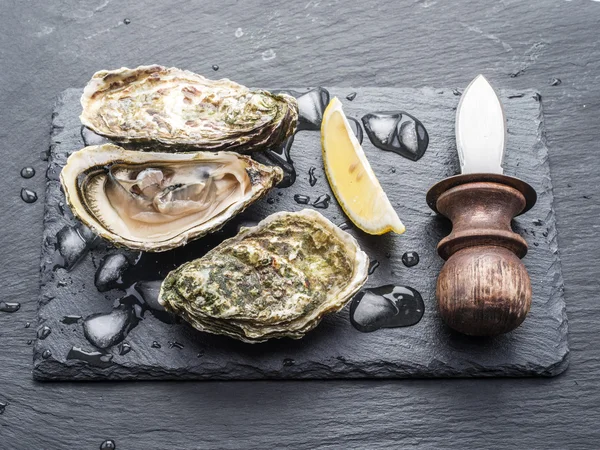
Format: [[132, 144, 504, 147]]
[[159, 209, 369, 343], [60, 144, 283, 252], [80, 65, 298, 151]]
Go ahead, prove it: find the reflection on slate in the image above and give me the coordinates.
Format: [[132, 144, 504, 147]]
[[33, 87, 568, 380]]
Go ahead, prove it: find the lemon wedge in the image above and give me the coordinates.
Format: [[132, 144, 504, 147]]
[[321, 97, 405, 235]]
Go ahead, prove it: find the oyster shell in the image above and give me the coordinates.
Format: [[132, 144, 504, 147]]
[[159, 209, 369, 343], [80, 65, 298, 151], [60, 144, 283, 252]]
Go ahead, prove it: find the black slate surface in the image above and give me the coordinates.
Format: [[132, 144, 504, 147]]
[[5, 1, 600, 447], [33, 86, 568, 380]]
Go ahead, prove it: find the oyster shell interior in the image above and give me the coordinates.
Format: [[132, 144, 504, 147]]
[[60, 144, 283, 252], [80, 65, 298, 151], [159, 209, 369, 343]]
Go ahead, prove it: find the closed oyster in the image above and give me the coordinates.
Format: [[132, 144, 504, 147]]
[[159, 209, 369, 343], [80, 65, 298, 151], [60, 144, 283, 252]]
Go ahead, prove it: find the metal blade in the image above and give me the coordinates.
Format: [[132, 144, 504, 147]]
[[456, 74, 506, 174]]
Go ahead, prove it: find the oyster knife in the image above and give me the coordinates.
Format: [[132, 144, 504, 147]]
[[426, 74, 537, 337]]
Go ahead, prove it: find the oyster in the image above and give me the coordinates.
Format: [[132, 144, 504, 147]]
[[60, 144, 283, 252], [159, 209, 369, 343], [80, 65, 298, 151]]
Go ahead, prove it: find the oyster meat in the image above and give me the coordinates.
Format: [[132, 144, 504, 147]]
[[60, 144, 283, 252], [80, 65, 298, 151], [159, 209, 369, 343]]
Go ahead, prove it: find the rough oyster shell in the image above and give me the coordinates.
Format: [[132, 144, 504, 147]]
[[60, 144, 283, 252], [80, 65, 298, 151], [159, 209, 369, 343]]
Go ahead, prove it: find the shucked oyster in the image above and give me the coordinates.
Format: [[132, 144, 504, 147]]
[[80, 65, 298, 151], [60, 144, 283, 252], [159, 210, 369, 343]]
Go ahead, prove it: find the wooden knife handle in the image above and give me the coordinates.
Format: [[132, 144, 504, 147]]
[[426, 174, 537, 336]]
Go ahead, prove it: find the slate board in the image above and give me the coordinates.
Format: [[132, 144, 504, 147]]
[[33, 87, 568, 380]]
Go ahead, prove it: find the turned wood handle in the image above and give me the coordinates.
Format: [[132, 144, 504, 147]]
[[426, 174, 537, 336]]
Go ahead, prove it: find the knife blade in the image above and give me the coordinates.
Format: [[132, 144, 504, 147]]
[[455, 74, 506, 174]]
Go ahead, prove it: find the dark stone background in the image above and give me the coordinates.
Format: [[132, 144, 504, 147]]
[[0, 0, 598, 447]]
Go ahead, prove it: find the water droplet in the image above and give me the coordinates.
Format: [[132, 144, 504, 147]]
[[123, 18, 131, 25], [267, 198, 275, 205], [37, 325, 52, 340], [312, 194, 331, 209], [67, 346, 113, 368], [54, 224, 97, 271], [197, 351, 205, 358], [25, 322, 31, 328], [390, 167, 396, 173], [212, 64, 219, 71], [308, 167, 318, 186], [401, 251, 419, 267], [550, 77, 562, 86], [368, 260, 380, 275], [169, 341, 184, 349], [81, 126, 110, 146], [83, 306, 139, 349], [338, 222, 351, 230], [20, 167, 35, 179], [283, 358, 295, 367], [27, 340, 32, 345], [20, 188, 38, 203], [362, 111, 429, 161], [533, 219, 543, 226], [0, 302, 20, 313], [100, 439, 116, 450], [294, 194, 310, 205], [95, 254, 130, 292], [346, 117, 364, 144], [261, 48, 276, 61], [118, 342, 132, 356], [295, 88, 330, 131], [385, 251, 391, 258], [151, 341, 161, 349], [252, 135, 296, 188], [42, 349, 52, 359], [40, 149, 49, 161], [0, 402, 6, 415], [61, 315, 82, 324], [350, 285, 425, 332], [346, 92, 357, 101], [235, 27, 244, 38], [452, 88, 462, 96]]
